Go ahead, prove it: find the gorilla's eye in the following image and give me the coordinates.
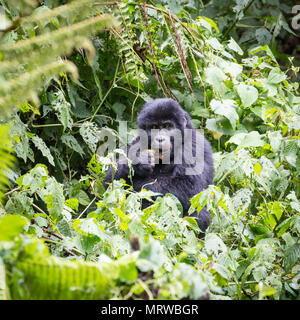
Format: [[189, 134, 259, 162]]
[[163, 122, 173, 129]]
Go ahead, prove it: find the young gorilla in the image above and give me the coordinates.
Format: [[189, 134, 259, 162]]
[[105, 98, 214, 235]]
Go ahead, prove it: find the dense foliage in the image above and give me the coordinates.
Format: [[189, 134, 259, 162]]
[[0, 0, 299, 300]]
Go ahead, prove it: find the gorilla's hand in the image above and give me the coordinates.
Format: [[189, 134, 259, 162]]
[[132, 149, 155, 177]]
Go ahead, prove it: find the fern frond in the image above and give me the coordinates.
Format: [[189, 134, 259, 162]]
[[0, 13, 116, 112], [0, 36, 94, 78], [0, 61, 78, 111], [21, 0, 97, 27], [0, 124, 14, 200], [0, 14, 115, 60], [3, 0, 37, 15], [11, 256, 119, 300]]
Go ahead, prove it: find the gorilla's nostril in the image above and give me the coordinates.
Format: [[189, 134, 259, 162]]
[[156, 136, 165, 143]]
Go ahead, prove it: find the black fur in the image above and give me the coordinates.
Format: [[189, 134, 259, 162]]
[[105, 98, 214, 235]]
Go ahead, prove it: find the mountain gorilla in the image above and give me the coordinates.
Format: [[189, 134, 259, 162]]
[[104, 98, 214, 236]]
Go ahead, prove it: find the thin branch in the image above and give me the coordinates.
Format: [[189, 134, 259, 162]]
[[42, 235, 76, 256], [32, 203, 47, 215], [4, 186, 22, 196], [42, 227, 64, 240], [141, 4, 168, 97], [78, 196, 97, 219], [168, 11, 193, 91]]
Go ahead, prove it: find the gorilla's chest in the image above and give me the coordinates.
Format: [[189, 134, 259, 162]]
[[133, 165, 175, 193], [132, 166, 196, 213]]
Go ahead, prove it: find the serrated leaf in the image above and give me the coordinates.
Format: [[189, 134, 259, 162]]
[[74, 218, 104, 239], [61, 134, 85, 157], [79, 122, 99, 153], [284, 243, 300, 271], [204, 233, 227, 255], [228, 37, 243, 55], [41, 178, 65, 221], [51, 91, 73, 131], [255, 28, 272, 44], [31, 136, 55, 166]]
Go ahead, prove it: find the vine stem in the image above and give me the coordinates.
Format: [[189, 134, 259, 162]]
[[41, 235, 84, 257], [222, 0, 256, 39], [4, 186, 21, 196], [78, 196, 97, 219], [32, 203, 47, 215], [90, 57, 120, 122]]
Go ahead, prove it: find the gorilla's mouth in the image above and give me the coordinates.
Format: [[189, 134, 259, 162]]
[[154, 147, 173, 160]]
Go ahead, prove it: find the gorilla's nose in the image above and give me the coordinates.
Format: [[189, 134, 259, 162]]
[[155, 136, 165, 143]]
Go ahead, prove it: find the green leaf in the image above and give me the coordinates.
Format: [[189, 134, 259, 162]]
[[31, 136, 55, 166], [79, 122, 99, 153], [74, 218, 104, 239], [0, 214, 28, 241], [255, 28, 272, 44], [10, 118, 34, 163], [61, 133, 85, 157], [5, 193, 34, 219], [271, 202, 283, 221], [267, 68, 286, 84], [210, 99, 239, 129], [118, 256, 138, 284], [284, 243, 300, 271], [41, 178, 65, 221], [204, 65, 226, 94], [287, 192, 300, 213], [258, 283, 277, 299], [268, 131, 282, 152], [253, 163, 261, 175], [206, 37, 224, 51], [204, 233, 227, 256], [283, 140, 298, 167], [51, 92, 73, 131], [228, 37, 243, 55], [17, 164, 48, 194], [236, 83, 258, 108], [198, 16, 219, 33], [227, 131, 265, 148], [137, 238, 165, 272], [65, 198, 79, 211]]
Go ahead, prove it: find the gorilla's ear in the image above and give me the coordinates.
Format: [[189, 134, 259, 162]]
[[183, 113, 193, 129], [183, 115, 187, 128]]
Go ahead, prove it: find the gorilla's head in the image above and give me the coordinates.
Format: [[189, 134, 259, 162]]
[[137, 98, 194, 160]]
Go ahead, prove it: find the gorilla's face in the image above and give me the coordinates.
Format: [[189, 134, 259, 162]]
[[137, 98, 193, 161], [146, 119, 177, 157]]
